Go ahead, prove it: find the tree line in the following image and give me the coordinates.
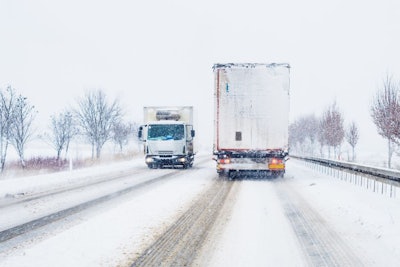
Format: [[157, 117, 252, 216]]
[[0, 87, 137, 173], [289, 102, 358, 161], [290, 74, 400, 168]]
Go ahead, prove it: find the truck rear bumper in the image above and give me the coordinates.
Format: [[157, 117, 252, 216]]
[[217, 163, 285, 171], [214, 151, 287, 177], [217, 164, 285, 178]]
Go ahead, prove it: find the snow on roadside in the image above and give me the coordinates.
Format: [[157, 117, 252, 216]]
[[0, 157, 144, 199], [2, 156, 400, 266], [286, 160, 400, 266], [199, 160, 400, 266], [0, 160, 216, 267]]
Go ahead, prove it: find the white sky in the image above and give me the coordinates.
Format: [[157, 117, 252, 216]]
[[1, 0, 400, 154]]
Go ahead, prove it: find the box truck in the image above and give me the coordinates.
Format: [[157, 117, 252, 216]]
[[138, 106, 195, 169], [213, 63, 290, 177]]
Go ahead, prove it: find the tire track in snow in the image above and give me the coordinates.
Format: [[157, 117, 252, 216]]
[[131, 178, 233, 267], [0, 168, 147, 208], [275, 181, 364, 266], [0, 156, 212, 243], [0, 171, 181, 243]]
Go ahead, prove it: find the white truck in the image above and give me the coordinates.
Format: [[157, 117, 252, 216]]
[[138, 106, 195, 169], [213, 63, 290, 177]]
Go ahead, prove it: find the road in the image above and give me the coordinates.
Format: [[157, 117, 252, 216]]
[[0, 155, 399, 266]]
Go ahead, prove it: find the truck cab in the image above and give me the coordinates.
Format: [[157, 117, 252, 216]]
[[138, 107, 195, 169]]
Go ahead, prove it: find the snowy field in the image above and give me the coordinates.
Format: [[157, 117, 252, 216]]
[[0, 155, 399, 266]]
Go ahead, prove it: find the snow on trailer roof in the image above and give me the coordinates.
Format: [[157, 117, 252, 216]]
[[212, 63, 290, 70], [147, 120, 186, 125]]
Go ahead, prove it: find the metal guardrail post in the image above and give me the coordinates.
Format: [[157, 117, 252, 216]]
[[292, 155, 399, 198]]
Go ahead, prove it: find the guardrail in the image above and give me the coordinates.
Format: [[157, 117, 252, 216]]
[[292, 155, 400, 198]]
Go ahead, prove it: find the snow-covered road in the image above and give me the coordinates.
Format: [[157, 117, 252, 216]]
[[0, 154, 399, 266]]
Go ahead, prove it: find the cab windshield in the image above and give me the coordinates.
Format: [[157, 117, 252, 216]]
[[148, 124, 184, 140]]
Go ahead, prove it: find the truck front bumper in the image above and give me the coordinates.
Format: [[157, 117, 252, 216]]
[[145, 155, 193, 168]]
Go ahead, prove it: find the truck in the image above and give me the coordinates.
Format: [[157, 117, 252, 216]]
[[138, 106, 195, 169], [212, 63, 290, 177]]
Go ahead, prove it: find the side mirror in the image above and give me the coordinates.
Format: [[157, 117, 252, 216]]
[[138, 126, 143, 140], [191, 129, 195, 137]]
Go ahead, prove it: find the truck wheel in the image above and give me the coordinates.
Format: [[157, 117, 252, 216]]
[[148, 164, 157, 169], [228, 171, 236, 180], [218, 170, 235, 180], [272, 171, 284, 178], [217, 170, 228, 179]]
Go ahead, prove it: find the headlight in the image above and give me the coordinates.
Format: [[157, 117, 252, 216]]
[[145, 157, 154, 163], [178, 157, 186, 163]]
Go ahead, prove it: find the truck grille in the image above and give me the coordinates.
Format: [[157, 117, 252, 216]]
[[158, 151, 173, 155]]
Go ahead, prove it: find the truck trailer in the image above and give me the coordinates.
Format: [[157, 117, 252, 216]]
[[138, 106, 195, 169], [213, 63, 290, 177]]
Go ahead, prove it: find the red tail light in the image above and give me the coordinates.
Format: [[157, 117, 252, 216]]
[[218, 158, 231, 164], [270, 158, 283, 164]]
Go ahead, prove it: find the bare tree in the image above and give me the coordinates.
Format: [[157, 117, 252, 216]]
[[289, 120, 306, 154], [75, 90, 122, 159], [289, 114, 319, 156], [112, 121, 133, 153], [317, 119, 326, 157], [0, 86, 17, 172], [302, 114, 319, 156], [46, 111, 76, 160], [11, 95, 36, 168], [320, 102, 344, 159], [345, 121, 359, 161], [370, 75, 400, 168]]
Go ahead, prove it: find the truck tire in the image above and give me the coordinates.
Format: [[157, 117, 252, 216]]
[[148, 164, 158, 169]]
